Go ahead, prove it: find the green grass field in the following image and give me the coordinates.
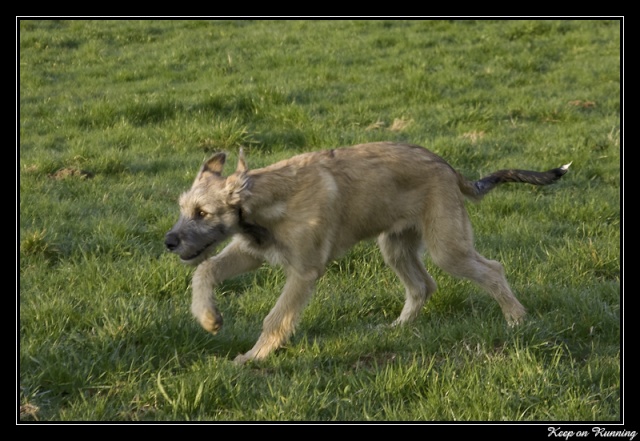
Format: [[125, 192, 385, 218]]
[[19, 19, 620, 422]]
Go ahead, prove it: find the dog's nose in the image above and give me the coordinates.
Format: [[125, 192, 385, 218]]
[[165, 232, 180, 251]]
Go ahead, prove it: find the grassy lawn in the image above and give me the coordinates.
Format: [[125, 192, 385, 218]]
[[19, 19, 620, 423]]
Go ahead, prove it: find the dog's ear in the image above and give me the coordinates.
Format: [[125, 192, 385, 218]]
[[223, 148, 250, 206], [236, 148, 248, 174], [194, 152, 226, 185], [225, 173, 250, 206]]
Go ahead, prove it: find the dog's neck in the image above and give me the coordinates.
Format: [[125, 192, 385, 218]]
[[237, 207, 272, 246]]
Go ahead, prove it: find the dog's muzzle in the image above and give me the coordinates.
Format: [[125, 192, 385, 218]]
[[164, 229, 221, 265], [164, 231, 180, 252]]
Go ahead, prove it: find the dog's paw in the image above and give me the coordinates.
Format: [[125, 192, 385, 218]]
[[505, 307, 526, 327], [233, 353, 252, 365], [199, 309, 223, 334], [233, 345, 273, 365]]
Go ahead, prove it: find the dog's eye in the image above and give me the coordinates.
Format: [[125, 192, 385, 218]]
[[195, 209, 207, 218]]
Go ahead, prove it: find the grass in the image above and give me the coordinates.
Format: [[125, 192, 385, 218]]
[[19, 19, 620, 423]]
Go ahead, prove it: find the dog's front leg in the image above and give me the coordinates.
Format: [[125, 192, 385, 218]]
[[191, 239, 263, 334], [234, 270, 317, 364]]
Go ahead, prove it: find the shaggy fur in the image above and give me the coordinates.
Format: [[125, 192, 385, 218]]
[[165, 142, 570, 364]]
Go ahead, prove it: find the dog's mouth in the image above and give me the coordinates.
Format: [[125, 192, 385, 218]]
[[180, 241, 219, 265], [166, 224, 230, 266], [179, 226, 230, 265]]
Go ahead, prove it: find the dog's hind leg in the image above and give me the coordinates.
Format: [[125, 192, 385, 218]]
[[423, 198, 526, 325], [434, 248, 526, 325], [234, 270, 317, 364], [378, 228, 437, 326], [192, 238, 263, 334]]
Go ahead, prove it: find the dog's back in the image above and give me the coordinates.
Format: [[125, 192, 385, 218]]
[[243, 142, 458, 254]]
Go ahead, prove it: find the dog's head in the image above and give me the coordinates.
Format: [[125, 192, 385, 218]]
[[165, 150, 250, 265]]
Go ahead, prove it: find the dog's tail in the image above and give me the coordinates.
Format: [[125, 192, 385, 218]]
[[459, 162, 571, 201]]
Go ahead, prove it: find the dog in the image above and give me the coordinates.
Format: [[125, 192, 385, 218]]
[[165, 142, 570, 364]]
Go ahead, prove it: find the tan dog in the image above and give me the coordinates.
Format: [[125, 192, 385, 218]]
[[165, 142, 570, 364]]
